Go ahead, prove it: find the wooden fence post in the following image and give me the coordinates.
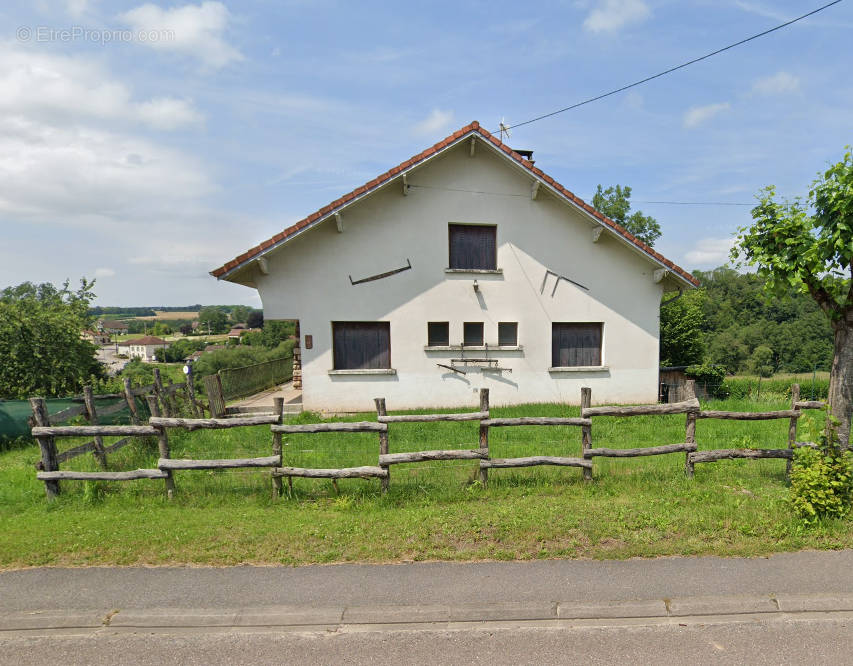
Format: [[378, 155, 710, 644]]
[[123, 378, 141, 425], [272, 397, 284, 498], [153, 368, 171, 418], [787, 383, 801, 477], [185, 361, 201, 418], [478, 388, 490, 486], [83, 385, 107, 469], [375, 397, 389, 492], [684, 379, 697, 478], [204, 374, 226, 418], [30, 398, 60, 500], [581, 387, 592, 481], [146, 396, 175, 499]]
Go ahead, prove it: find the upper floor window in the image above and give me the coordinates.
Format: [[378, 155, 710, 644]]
[[448, 224, 496, 270]]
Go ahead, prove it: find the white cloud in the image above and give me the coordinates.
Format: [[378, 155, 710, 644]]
[[413, 109, 454, 136], [119, 2, 243, 69], [685, 237, 736, 266], [583, 0, 650, 33], [0, 116, 210, 223], [752, 71, 800, 96], [94, 267, 115, 278], [66, 0, 97, 17], [136, 97, 204, 129], [0, 46, 203, 130], [0, 46, 211, 230], [683, 102, 731, 129], [733, 2, 791, 22]]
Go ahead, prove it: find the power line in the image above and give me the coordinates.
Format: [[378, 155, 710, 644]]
[[412, 184, 757, 206], [636, 200, 752, 206], [499, 0, 843, 133]]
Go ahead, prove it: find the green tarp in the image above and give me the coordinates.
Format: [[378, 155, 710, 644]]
[[0, 396, 147, 442]]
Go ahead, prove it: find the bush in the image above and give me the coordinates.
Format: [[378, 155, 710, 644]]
[[685, 362, 727, 398], [790, 415, 853, 524]]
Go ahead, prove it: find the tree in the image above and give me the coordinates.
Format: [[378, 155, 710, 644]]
[[592, 184, 662, 247], [734, 148, 853, 446], [230, 305, 251, 324], [749, 345, 775, 378], [0, 279, 103, 399], [660, 288, 706, 367], [246, 310, 264, 329], [198, 307, 228, 334]]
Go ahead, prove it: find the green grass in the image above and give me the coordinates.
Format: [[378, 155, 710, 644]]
[[1, 398, 850, 569], [724, 373, 830, 401]]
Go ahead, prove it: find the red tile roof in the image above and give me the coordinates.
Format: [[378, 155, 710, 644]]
[[121, 336, 169, 346], [211, 121, 699, 287]]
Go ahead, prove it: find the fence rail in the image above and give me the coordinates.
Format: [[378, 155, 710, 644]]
[[30, 383, 830, 502]]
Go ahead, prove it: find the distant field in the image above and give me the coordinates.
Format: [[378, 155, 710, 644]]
[[133, 311, 200, 321]]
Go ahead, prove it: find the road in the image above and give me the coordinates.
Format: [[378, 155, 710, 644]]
[[2, 551, 852, 664], [96, 343, 128, 376]]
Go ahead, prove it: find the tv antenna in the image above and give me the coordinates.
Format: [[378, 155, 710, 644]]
[[499, 118, 511, 144]]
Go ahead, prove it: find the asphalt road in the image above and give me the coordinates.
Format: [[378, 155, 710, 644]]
[[3, 551, 853, 664], [3, 550, 853, 611], [2, 617, 852, 665]]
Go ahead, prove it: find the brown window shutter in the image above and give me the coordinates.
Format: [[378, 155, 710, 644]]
[[333, 322, 391, 369], [552, 323, 602, 367], [449, 224, 496, 270]]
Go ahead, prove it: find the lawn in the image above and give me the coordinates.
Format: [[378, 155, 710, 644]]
[[1, 396, 850, 569]]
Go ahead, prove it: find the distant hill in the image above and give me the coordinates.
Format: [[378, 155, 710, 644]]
[[696, 266, 833, 374], [89, 305, 203, 318]]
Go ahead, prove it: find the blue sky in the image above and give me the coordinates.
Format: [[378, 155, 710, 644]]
[[0, 0, 851, 306]]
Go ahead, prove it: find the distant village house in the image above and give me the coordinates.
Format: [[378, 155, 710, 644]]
[[118, 335, 170, 363]]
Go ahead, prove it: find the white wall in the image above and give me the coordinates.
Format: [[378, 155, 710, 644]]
[[253, 140, 668, 411]]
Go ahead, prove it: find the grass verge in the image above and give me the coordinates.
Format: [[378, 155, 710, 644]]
[[1, 398, 850, 569]]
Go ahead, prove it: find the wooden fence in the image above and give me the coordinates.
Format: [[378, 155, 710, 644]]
[[31, 383, 826, 501]]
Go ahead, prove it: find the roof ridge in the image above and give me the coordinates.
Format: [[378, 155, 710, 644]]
[[211, 122, 698, 287]]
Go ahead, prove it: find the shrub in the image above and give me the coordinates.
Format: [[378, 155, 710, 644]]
[[685, 362, 727, 398], [789, 415, 853, 524]]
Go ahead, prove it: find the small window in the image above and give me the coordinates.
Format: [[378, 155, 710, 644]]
[[498, 322, 518, 346], [449, 224, 497, 270], [427, 322, 449, 347], [463, 322, 484, 346], [552, 323, 602, 367], [332, 322, 391, 370]]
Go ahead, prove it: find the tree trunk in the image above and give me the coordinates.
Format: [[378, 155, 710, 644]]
[[829, 322, 853, 449]]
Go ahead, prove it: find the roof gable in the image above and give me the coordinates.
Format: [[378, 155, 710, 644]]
[[211, 121, 698, 288]]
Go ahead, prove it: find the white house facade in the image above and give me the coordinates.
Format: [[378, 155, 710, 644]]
[[119, 336, 169, 363], [213, 122, 697, 411]]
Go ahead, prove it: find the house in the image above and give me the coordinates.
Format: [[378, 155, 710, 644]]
[[81, 329, 111, 345], [97, 320, 129, 335], [119, 335, 170, 363], [211, 121, 698, 411], [228, 326, 260, 341]]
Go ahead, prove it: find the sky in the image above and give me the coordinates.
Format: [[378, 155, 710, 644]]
[[0, 0, 851, 307]]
